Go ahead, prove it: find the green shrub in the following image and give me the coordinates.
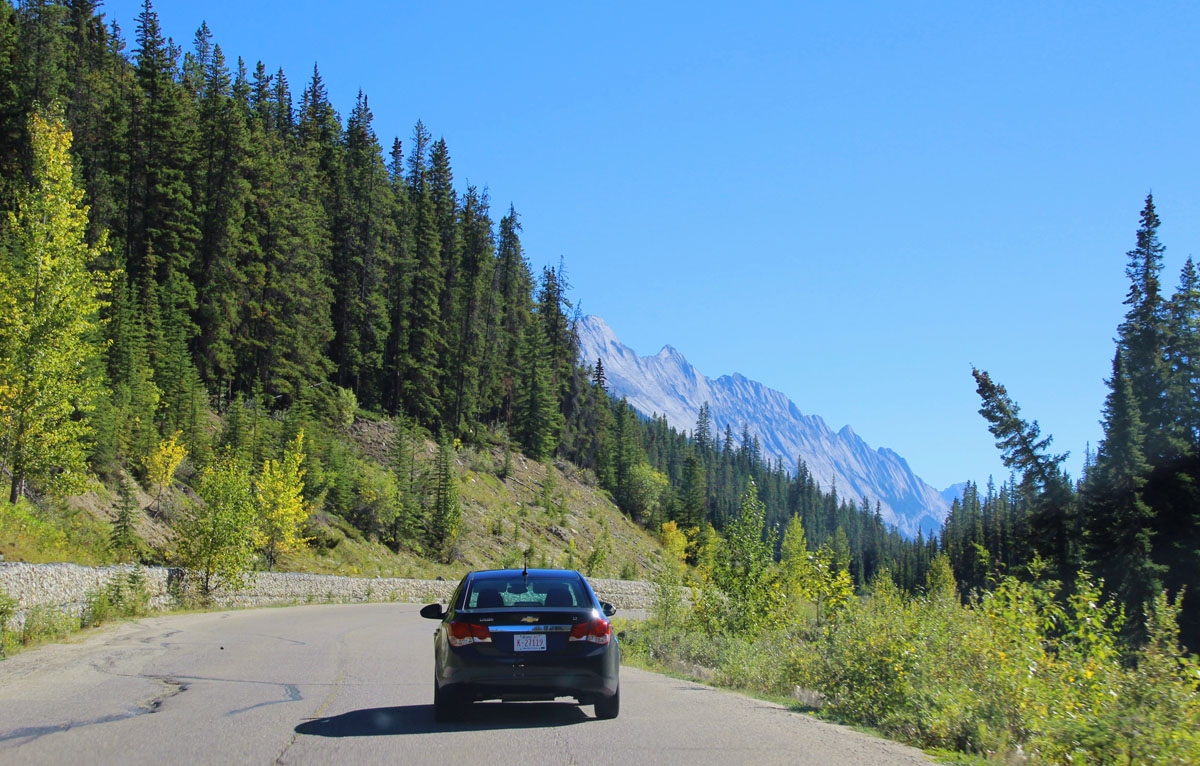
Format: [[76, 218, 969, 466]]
[[625, 554, 1200, 764], [0, 588, 15, 656], [19, 605, 76, 646], [83, 568, 152, 628], [82, 588, 114, 628]]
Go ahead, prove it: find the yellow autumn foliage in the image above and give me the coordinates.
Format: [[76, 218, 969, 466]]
[[659, 520, 688, 565], [144, 431, 186, 514], [254, 431, 310, 570], [0, 110, 111, 502]]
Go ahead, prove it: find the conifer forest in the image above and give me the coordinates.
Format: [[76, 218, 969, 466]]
[[0, 0, 934, 587], [2, 6, 1200, 757]]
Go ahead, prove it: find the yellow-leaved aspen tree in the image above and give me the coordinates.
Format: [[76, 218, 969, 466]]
[[659, 520, 689, 568], [0, 110, 111, 503], [254, 430, 310, 571], [144, 430, 186, 517]]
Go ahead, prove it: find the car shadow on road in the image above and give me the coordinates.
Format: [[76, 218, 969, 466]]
[[295, 702, 592, 737]]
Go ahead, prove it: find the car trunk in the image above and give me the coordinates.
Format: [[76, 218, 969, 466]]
[[462, 607, 594, 657]]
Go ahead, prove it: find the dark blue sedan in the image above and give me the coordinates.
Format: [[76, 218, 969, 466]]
[[420, 568, 621, 720]]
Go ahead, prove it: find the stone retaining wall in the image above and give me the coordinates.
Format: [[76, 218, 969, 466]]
[[0, 562, 664, 632]]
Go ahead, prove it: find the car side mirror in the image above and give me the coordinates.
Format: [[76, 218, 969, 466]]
[[600, 601, 616, 617], [420, 603, 445, 620]]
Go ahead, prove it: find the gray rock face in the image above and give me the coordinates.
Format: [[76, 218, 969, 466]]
[[577, 315, 948, 538]]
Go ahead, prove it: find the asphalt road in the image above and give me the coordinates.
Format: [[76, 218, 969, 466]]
[[0, 603, 931, 765]]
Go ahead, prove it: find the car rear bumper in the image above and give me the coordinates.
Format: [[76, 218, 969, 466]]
[[438, 645, 619, 701]]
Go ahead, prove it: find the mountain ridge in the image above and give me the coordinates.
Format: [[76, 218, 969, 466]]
[[577, 315, 949, 537]]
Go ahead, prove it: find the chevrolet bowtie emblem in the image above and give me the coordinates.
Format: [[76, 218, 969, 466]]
[[520, 616, 539, 623]]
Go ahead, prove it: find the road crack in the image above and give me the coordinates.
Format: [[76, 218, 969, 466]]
[[0, 677, 187, 745]]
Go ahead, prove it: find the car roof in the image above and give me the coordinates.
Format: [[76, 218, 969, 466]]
[[467, 568, 584, 582]]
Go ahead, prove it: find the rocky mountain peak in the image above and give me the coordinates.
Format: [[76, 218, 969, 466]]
[[576, 315, 949, 538]]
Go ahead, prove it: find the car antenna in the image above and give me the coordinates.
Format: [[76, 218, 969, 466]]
[[522, 550, 529, 578]]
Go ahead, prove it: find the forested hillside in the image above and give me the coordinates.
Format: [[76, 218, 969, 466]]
[[1, 0, 1196, 654], [0, 0, 940, 586]]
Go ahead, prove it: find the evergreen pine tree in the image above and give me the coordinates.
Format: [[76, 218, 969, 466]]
[[694, 402, 712, 453], [515, 321, 562, 460], [1085, 352, 1165, 641], [444, 184, 493, 435], [591, 358, 607, 392], [387, 415, 425, 550], [125, 2, 201, 431], [403, 121, 444, 425], [429, 137, 462, 419], [100, 270, 160, 472], [238, 67, 333, 403], [110, 473, 140, 560], [382, 136, 415, 414], [1118, 194, 1171, 462], [1164, 257, 1200, 450], [191, 40, 251, 390], [480, 205, 532, 425], [681, 453, 706, 527], [430, 429, 461, 561], [973, 368, 1077, 584], [330, 91, 392, 406]]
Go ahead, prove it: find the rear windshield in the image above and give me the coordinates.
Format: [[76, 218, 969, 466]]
[[464, 577, 587, 609]]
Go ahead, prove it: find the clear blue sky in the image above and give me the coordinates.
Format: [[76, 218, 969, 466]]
[[105, 0, 1200, 490]]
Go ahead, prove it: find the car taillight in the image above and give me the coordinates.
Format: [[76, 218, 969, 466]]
[[569, 618, 611, 645], [447, 621, 491, 647]]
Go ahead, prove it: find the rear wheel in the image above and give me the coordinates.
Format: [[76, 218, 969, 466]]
[[594, 686, 619, 719], [433, 682, 461, 722]]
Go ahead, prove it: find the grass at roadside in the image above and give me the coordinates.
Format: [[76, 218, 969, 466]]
[[0, 568, 150, 658], [613, 618, 979, 765], [0, 499, 114, 566], [618, 563, 1200, 765]]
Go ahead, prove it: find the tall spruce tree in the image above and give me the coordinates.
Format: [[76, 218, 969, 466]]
[[382, 136, 414, 414], [681, 452, 707, 527], [97, 271, 160, 473], [237, 61, 333, 403], [480, 205, 532, 425], [191, 40, 251, 390], [428, 137, 462, 420], [973, 368, 1077, 584], [1085, 352, 1164, 642], [403, 121, 444, 426], [297, 64, 342, 224], [516, 320, 562, 461], [1164, 257, 1200, 451], [128, 0, 199, 425], [1118, 194, 1171, 462], [444, 185, 494, 435], [331, 91, 392, 405]]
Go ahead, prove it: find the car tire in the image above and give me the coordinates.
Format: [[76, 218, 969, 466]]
[[594, 686, 619, 719], [433, 682, 461, 722]]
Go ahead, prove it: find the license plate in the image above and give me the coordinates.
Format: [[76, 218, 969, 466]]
[[513, 634, 546, 652]]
